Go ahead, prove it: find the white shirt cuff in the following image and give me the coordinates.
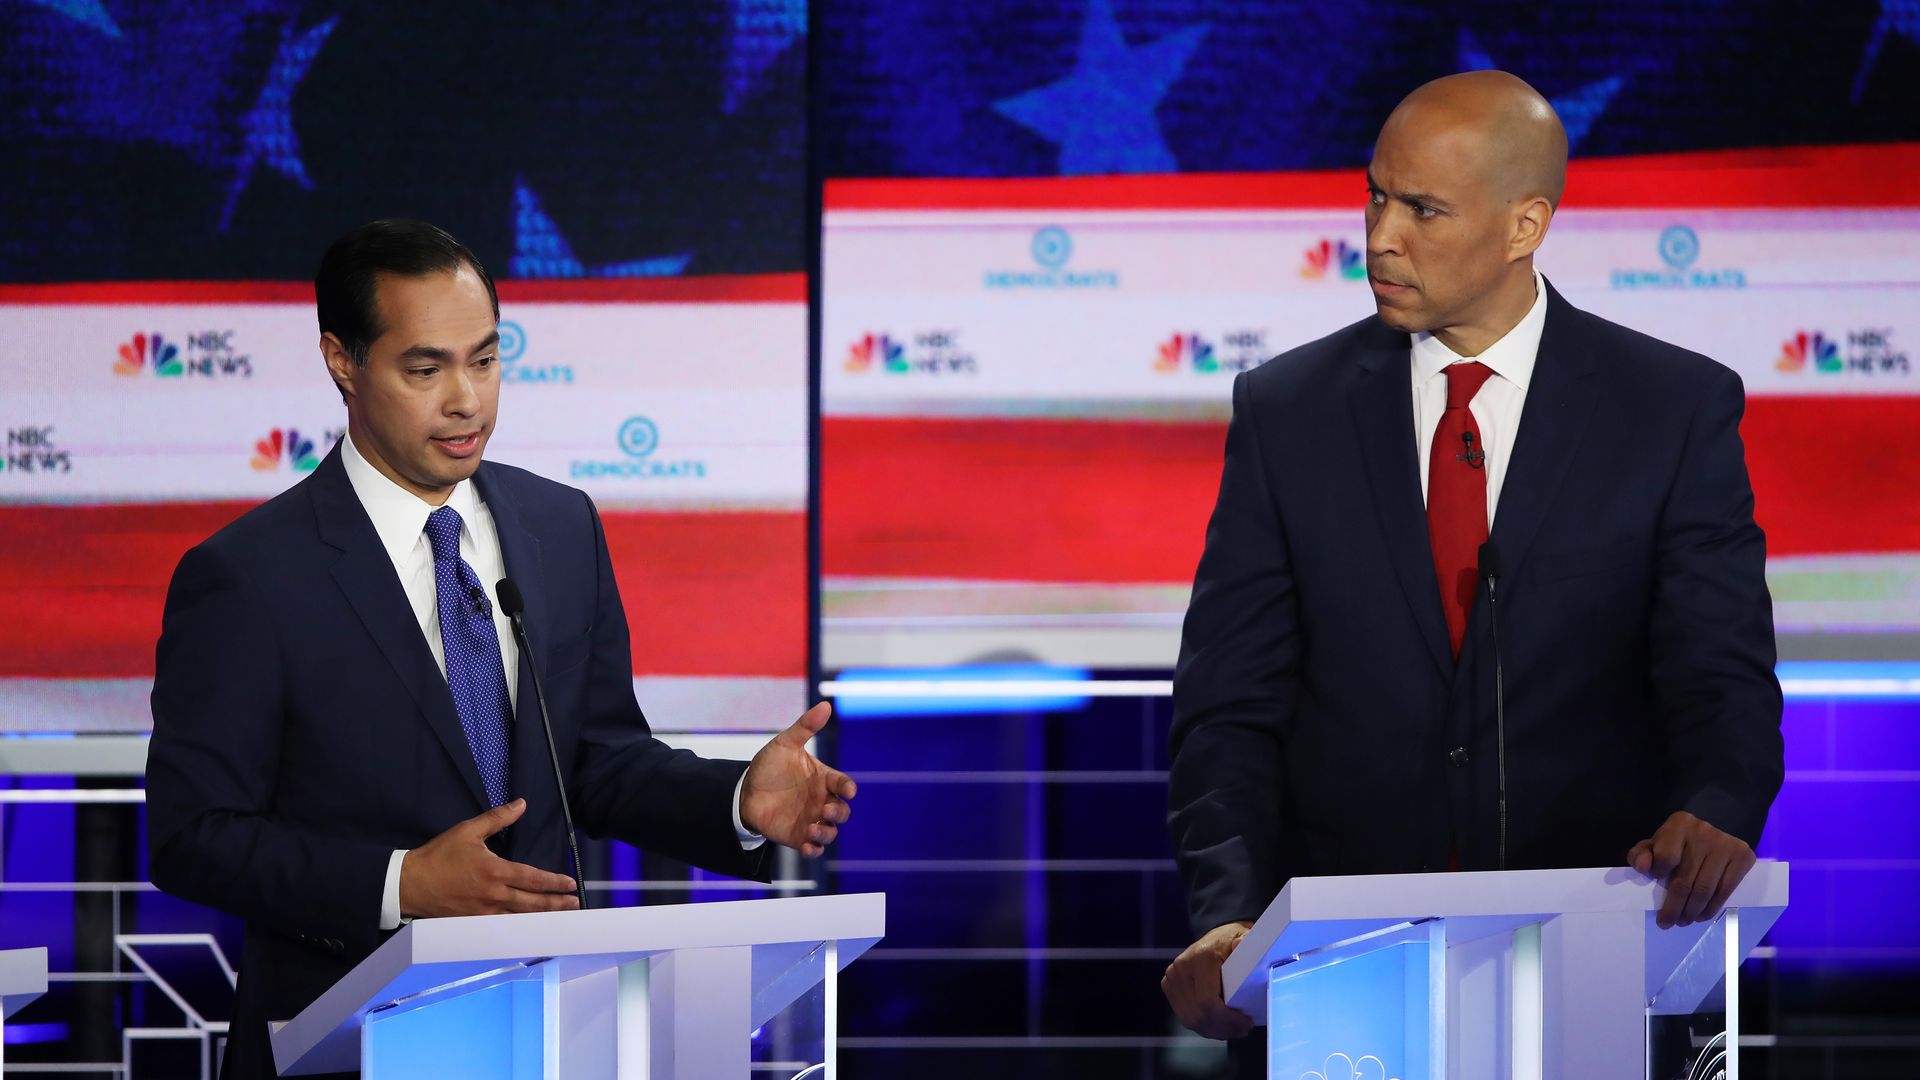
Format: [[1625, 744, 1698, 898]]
[[732, 772, 766, 851], [380, 849, 411, 930]]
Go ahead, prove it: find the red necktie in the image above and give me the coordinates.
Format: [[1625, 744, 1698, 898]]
[[1427, 361, 1496, 660]]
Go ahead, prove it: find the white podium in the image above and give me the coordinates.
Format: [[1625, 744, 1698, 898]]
[[271, 893, 884, 1079], [1, 947, 50, 1070], [1222, 863, 1787, 1080]]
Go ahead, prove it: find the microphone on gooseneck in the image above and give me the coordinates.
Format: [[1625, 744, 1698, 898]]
[[1478, 542, 1509, 872], [494, 578, 588, 912]]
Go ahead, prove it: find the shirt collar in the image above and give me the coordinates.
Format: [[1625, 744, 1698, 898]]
[[340, 431, 484, 565], [1410, 268, 1548, 389]]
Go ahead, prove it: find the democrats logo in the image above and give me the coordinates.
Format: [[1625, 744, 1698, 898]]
[[250, 427, 340, 472], [1299, 239, 1366, 281], [570, 417, 706, 480], [1300, 1053, 1400, 1080], [1, 425, 71, 475], [1610, 225, 1746, 290], [984, 226, 1119, 291], [114, 330, 253, 378], [1775, 328, 1910, 376], [1155, 329, 1269, 374], [1032, 226, 1072, 269], [496, 321, 573, 384], [844, 331, 976, 377]]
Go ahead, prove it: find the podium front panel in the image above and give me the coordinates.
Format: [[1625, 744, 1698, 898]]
[[1266, 922, 1443, 1080]]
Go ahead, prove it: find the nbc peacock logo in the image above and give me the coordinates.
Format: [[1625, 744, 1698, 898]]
[[1775, 331, 1843, 374], [250, 428, 322, 473], [844, 333, 907, 375], [114, 333, 183, 377], [1156, 333, 1219, 374], [1300, 239, 1366, 281]]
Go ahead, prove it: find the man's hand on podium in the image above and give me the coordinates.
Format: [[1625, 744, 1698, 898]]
[[400, 799, 583, 918], [741, 702, 858, 858], [1163, 920, 1256, 1040], [1628, 810, 1758, 930]]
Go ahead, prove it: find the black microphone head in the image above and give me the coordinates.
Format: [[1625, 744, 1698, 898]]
[[1478, 542, 1502, 580], [495, 578, 526, 620]]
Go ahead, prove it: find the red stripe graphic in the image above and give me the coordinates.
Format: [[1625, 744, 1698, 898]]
[[822, 399, 1920, 584], [0, 274, 807, 306], [0, 505, 803, 679], [827, 143, 1920, 212]]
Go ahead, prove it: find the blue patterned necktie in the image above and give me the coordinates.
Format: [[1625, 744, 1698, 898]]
[[423, 505, 513, 808]]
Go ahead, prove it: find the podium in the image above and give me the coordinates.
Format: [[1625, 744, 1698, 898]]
[[1, 947, 49, 1070], [271, 893, 884, 1079], [1221, 863, 1787, 1080]]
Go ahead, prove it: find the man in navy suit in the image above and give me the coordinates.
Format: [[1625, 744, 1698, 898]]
[[1162, 71, 1784, 1053], [147, 220, 854, 1078]]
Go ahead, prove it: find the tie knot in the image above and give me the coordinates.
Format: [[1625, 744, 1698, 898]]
[[424, 505, 464, 562], [1444, 361, 1495, 409]]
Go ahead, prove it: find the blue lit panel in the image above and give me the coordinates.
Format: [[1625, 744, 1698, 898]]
[[362, 978, 546, 1080], [1268, 937, 1435, 1080]]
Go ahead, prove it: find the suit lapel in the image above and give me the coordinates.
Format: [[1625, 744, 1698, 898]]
[[310, 446, 490, 812], [473, 464, 556, 825], [1487, 280, 1600, 586], [1349, 321, 1454, 680], [475, 464, 549, 681]]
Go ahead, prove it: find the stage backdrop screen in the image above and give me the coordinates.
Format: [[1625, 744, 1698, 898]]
[[820, 151, 1920, 670], [0, 2, 810, 735]]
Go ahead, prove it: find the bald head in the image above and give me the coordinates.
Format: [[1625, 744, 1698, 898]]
[[1361, 71, 1566, 354], [1383, 70, 1567, 209]]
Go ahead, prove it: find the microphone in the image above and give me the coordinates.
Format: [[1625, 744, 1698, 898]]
[[467, 585, 491, 617], [494, 578, 588, 912], [1479, 542, 1509, 872], [1459, 430, 1486, 469]]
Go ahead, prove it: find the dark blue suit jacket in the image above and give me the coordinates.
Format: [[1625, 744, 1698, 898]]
[[1168, 281, 1784, 937], [147, 445, 770, 1077]]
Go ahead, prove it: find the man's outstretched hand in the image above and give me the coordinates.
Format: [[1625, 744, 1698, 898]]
[[1163, 920, 1257, 1040], [741, 702, 857, 858], [400, 799, 581, 918], [1628, 810, 1757, 930]]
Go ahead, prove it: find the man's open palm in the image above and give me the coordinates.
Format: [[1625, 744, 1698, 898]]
[[741, 703, 857, 858]]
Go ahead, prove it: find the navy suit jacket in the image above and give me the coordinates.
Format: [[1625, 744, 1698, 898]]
[[1168, 281, 1784, 937], [147, 445, 771, 1077]]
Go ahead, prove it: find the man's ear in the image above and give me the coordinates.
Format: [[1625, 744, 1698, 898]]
[[1509, 197, 1553, 262], [321, 333, 357, 402]]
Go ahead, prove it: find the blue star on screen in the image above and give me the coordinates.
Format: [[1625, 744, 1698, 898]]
[[511, 179, 692, 279], [993, 0, 1208, 174], [25, 0, 119, 37], [725, 0, 806, 113], [220, 15, 337, 231], [1853, 1, 1920, 103], [1455, 29, 1625, 152]]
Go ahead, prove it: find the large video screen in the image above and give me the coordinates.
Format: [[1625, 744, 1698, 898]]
[[0, 3, 809, 734], [820, 148, 1920, 670]]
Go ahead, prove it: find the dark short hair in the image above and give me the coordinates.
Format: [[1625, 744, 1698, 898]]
[[315, 220, 499, 368]]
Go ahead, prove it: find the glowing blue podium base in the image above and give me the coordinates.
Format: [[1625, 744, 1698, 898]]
[[1222, 864, 1787, 1080], [1, 947, 50, 1071], [268, 894, 883, 1080]]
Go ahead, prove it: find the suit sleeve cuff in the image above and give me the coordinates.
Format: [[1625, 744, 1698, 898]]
[[732, 772, 767, 851], [380, 849, 412, 930]]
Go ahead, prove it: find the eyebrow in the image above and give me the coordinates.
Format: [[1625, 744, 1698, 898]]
[[1366, 171, 1454, 213], [397, 329, 501, 364]]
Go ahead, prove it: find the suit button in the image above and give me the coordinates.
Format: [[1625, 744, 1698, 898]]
[[1448, 747, 1469, 768]]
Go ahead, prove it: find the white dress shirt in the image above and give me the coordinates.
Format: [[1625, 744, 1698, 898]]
[[1410, 269, 1548, 523], [338, 434, 759, 931]]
